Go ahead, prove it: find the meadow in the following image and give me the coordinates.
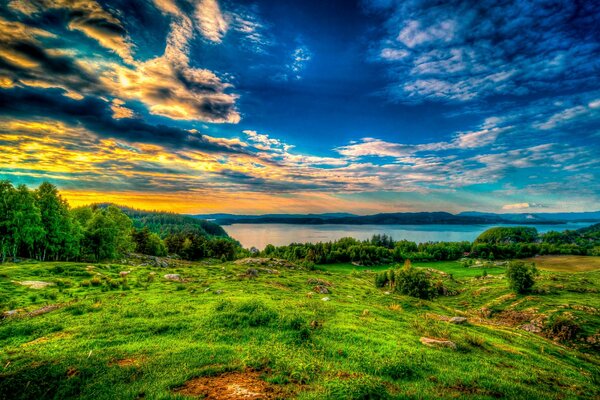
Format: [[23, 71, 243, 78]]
[[1, 257, 599, 399]]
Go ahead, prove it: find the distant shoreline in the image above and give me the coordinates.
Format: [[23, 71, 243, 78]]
[[193, 211, 600, 226]]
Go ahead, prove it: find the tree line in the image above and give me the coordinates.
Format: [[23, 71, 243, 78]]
[[259, 225, 600, 266], [2, 180, 598, 265], [0, 181, 242, 263]]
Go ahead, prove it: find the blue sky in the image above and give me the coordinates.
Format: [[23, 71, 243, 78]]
[[0, 0, 599, 213]]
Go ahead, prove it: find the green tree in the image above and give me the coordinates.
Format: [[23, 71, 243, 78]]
[[0, 181, 15, 262], [394, 265, 435, 300], [505, 262, 538, 294], [82, 206, 133, 261], [8, 185, 44, 260], [34, 182, 72, 260]]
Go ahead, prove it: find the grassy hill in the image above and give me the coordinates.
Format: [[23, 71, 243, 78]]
[[0, 258, 599, 399]]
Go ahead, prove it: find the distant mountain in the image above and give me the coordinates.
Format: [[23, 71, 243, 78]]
[[192, 210, 600, 226], [196, 211, 557, 226], [459, 211, 600, 222], [192, 213, 356, 220]]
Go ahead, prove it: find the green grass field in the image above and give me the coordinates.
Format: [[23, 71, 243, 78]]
[[1, 258, 599, 399]]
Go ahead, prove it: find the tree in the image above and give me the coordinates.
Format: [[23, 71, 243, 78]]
[[34, 182, 72, 261], [0, 181, 15, 262], [395, 264, 435, 300], [505, 262, 538, 294], [132, 227, 167, 256], [9, 185, 44, 260], [82, 206, 133, 261]]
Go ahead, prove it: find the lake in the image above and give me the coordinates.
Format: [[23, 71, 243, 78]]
[[224, 222, 594, 249]]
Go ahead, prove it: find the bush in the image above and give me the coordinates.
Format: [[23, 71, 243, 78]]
[[545, 313, 580, 342], [212, 300, 277, 328], [505, 262, 538, 294], [395, 267, 435, 300]]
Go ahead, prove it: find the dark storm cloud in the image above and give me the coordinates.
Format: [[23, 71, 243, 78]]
[[0, 88, 246, 155]]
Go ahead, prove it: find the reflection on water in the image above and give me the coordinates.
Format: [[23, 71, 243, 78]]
[[224, 223, 593, 249]]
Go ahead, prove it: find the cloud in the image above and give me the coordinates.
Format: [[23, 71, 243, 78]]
[[0, 88, 242, 152], [397, 19, 457, 48], [195, 0, 229, 43], [10, 0, 134, 63], [502, 202, 546, 210], [1, 1, 240, 123], [110, 99, 134, 119], [380, 48, 409, 61], [286, 45, 312, 80], [366, 0, 600, 102]]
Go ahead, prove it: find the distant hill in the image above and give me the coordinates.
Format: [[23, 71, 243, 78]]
[[199, 211, 558, 226], [192, 213, 356, 220], [199, 210, 600, 226], [459, 211, 600, 222], [96, 204, 229, 238]]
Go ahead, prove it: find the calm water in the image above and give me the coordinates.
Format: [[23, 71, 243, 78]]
[[224, 222, 593, 249]]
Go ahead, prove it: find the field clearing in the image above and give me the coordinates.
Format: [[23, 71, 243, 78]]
[[0, 259, 599, 399], [523, 255, 600, 272]]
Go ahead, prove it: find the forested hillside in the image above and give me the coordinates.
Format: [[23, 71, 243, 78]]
[[0, 181, 241, 263]]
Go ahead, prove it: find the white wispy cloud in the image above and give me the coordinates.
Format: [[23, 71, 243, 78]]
[[195, 0, 229, 43], [366, 0, 600, 102]]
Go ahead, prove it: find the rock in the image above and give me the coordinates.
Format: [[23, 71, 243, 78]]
[[313, 285, 330, 294], [119, 271, 131, 277], [520, 323, 542, 333], [163, 274, 182, 282], [260, 268, 279, 274], [245, 268, 259, 278], [234, 258, 296, 269], [17, 281, 54, 289], [479, 307, 492, 318], [2, 309, 23, 318], [307, 278, 332, 287], [449, 317, 468, 324], [321, 297, 330, 301], [420, 337, 456, 349], [28, 304, 61, 317]]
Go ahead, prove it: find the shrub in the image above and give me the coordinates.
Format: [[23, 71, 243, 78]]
[[213, 300, 277, 328], [395, 267, 435, 300], [90, 276, 102, 286], [374, 271, 388, 288], [545, 313, 580, 342], [505, 262, 538, 294]]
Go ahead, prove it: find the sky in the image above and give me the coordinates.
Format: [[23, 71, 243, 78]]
[[0, 0, 599, 214]]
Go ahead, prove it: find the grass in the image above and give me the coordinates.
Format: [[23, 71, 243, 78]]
[[0, 258, 599, 399], [522, 255, 600, 272]]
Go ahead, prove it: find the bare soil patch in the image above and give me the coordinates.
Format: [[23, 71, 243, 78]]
[[522, 255, 600, 272], [173, 369, 289, 399]]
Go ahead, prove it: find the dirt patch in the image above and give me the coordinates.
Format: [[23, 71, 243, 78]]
[[15, 280, 55, 289], [21, 337, 49, 347], [28, 304, 62, 317], [174, 369, 288, 399], [110, 356, 146, 367], [494, 309, 536, 326], [522, 255, 600, 272], [267, 281, 290, 291]]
